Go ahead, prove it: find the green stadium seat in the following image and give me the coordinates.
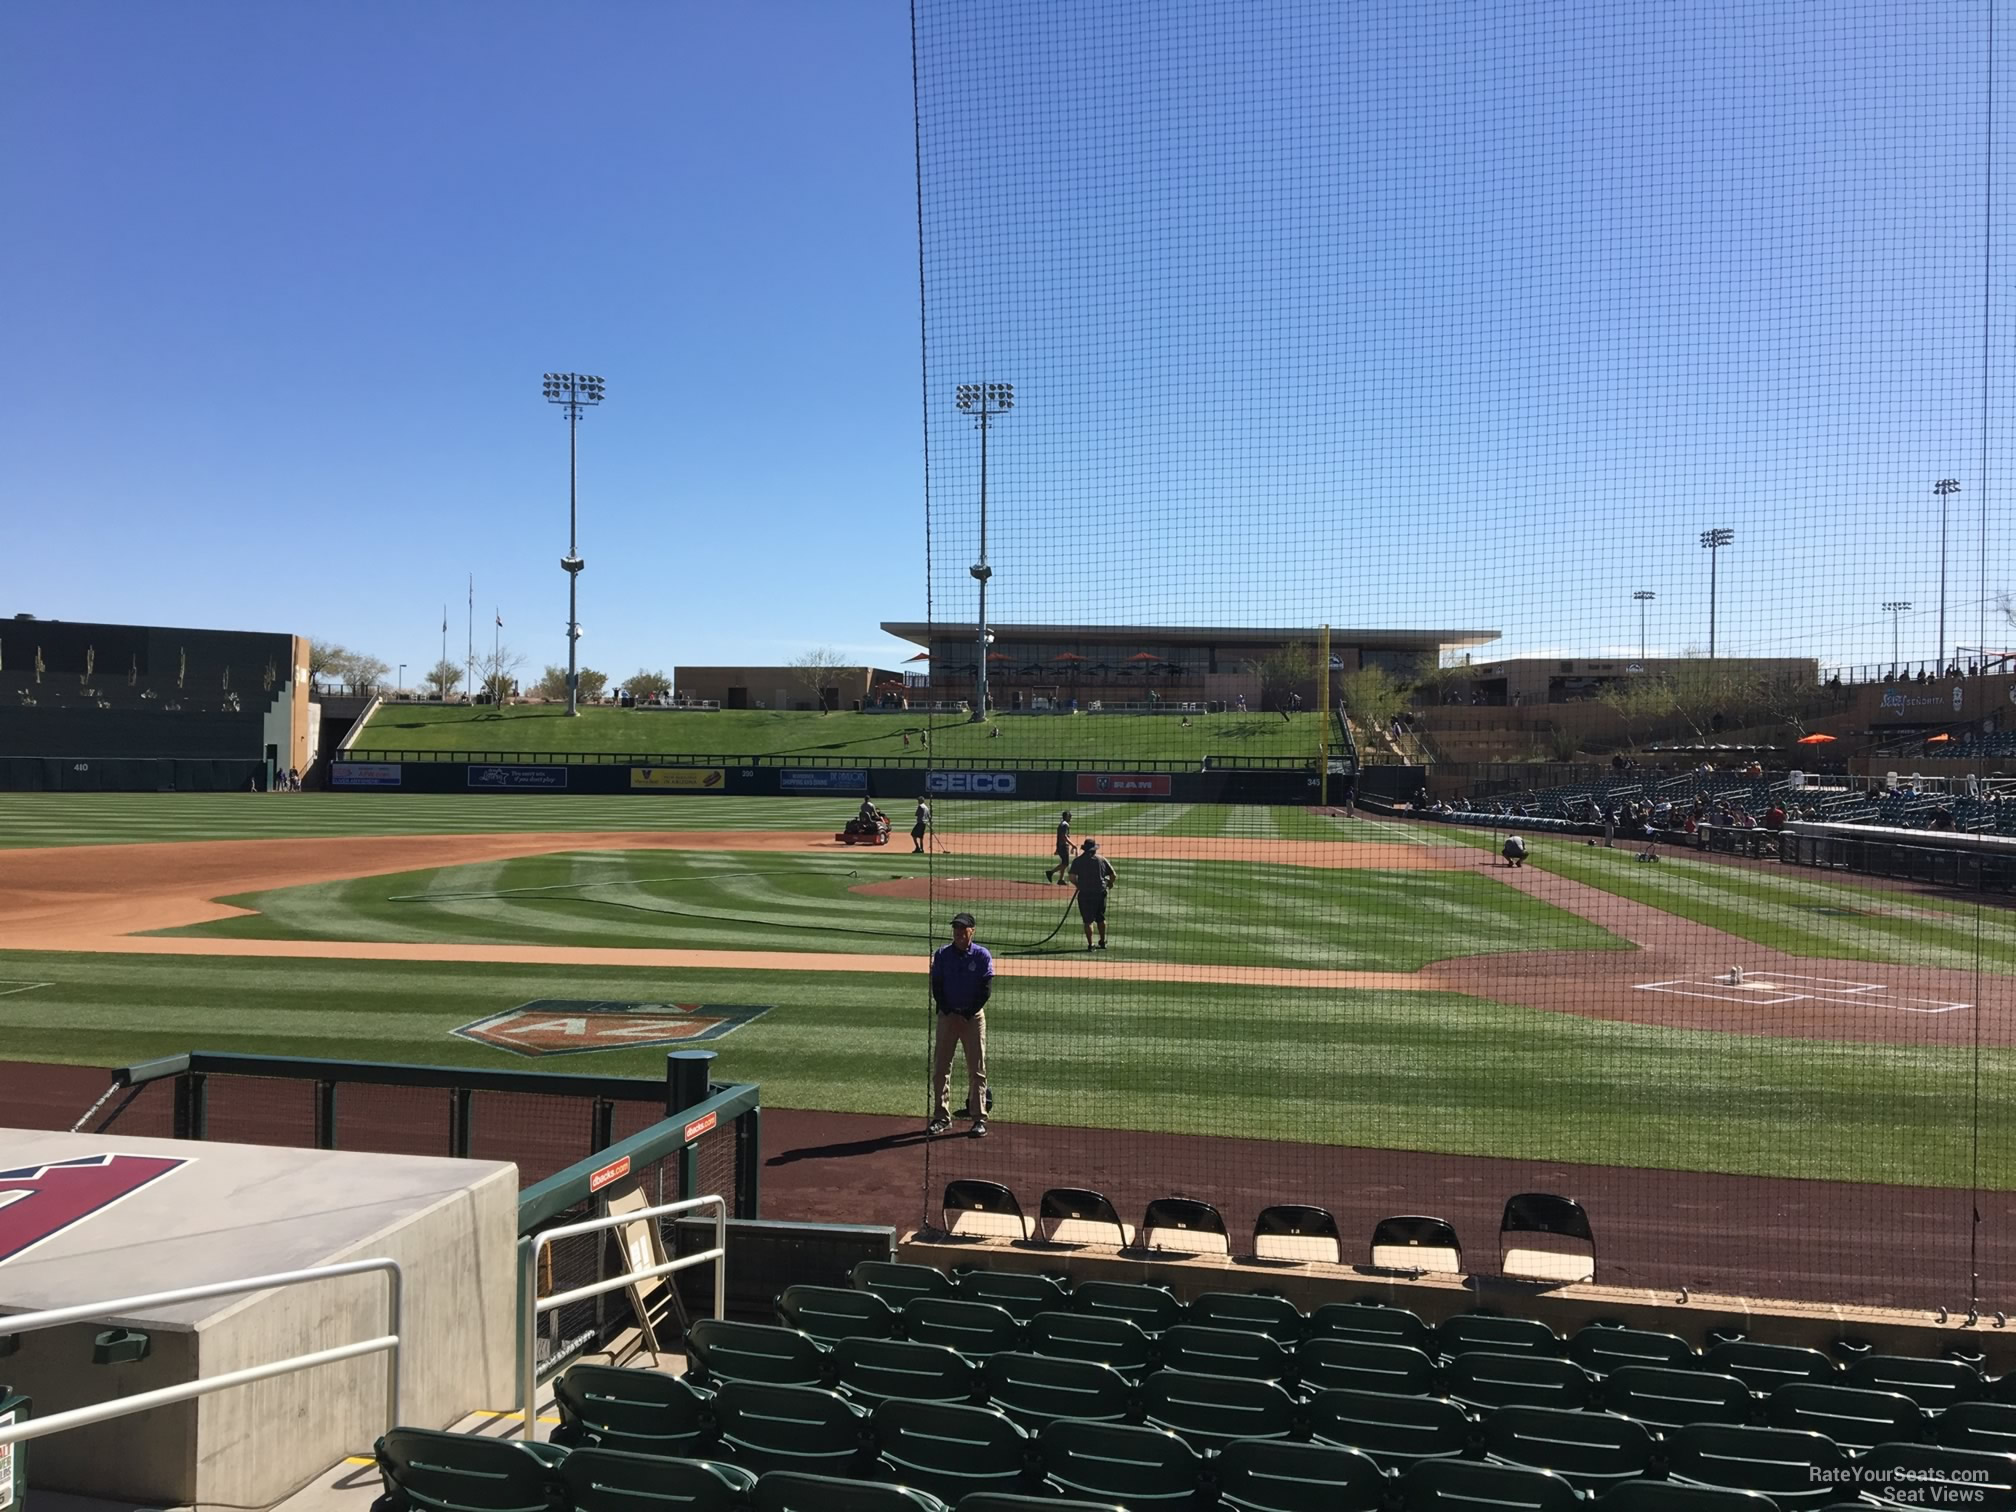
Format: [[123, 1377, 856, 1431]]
[[709, 1381, 874, 1478], [902, 1297, 1025, 1361], [1482, 1404, 1656, 1495], [956, 1495, 1123, 1512], [1935, 1400, 2016, 1454], [685, 1318, 831, 1389], [1846, 1354, 1987, 1413], [549, 1364, 715, 1457], [1436, 1314, 1562, 1363], [1701, 1340, 1836, 1396], [1296, 1338, 1439, 1397], [1765, 1382, 1925, 1451], [870, 1399, 1040, 1505], [752, 1471, 947, 1512], [831, 1336, 983, 1407], [1251, 1203, 1345, 1265], [1568, 1325, 1698, 1376], [1025, 1309, 1157, 1380], [1665, 1422, 1849, 1510], [776, 1284, 901, 1345], [1600, 1365, 1752, 1431], [852, 1261, 957, 1309], [952, 1268, 1071, 1323], [1443, 1351, 1594, 1413], [981, 1351, 1135, 1432], [1140, 1369, 1299, 1454], [1856, 1443, 2016, 1512], [372, 1427, 563, 1512], [1308, 1302, 1434, 1353], [1187, 1291, 1306, 1345], [1158, 1322, 1291, 1381], [1070, 1279, 1184, 1337], [1306, 1389, 1476, 1470], [1038, 1419, 1210, 1510], [1138, 1197, 1231, 1256], [1038, 1188, 1135, 1248], [1215, 1439, 1388, 1512], [557, 1450, 754, 1512], [1593, 1484, 1776, 1512], [1402, 1459, 1581, 1512]]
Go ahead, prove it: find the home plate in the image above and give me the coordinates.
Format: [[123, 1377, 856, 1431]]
[[1636, 970, 1969, 1014]]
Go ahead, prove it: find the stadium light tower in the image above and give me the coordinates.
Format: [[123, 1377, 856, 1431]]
[[955, 382, 1014, 722], [1700, 529, 1734, 659], [1632, 591, 1656, 661], [1883, 601, 1913, 673], [543, 372, 606, 716], [1935, 478, 1960, 674]]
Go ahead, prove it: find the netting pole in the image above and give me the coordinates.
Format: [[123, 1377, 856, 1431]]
[[1318, 624, 1331, 807]]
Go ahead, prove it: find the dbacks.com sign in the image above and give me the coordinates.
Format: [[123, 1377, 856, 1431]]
[[926, 771, 1019, 796]]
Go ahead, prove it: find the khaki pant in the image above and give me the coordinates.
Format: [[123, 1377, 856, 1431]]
[[932, 1010, 987, 1120]]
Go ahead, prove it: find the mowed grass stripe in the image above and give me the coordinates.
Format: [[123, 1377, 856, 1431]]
[[0, 949, 2003, 1187]]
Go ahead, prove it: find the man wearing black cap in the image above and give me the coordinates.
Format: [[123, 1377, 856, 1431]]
[[927, 911, 993, 1136], [1067, 838, 1118, 950]]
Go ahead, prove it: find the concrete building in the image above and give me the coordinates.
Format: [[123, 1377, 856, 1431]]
[[670, 664, 906, 711]]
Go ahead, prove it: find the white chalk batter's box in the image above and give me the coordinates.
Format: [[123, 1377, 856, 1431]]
[[0, 981, 50, 999], [1634, 970, 1969, 1015]]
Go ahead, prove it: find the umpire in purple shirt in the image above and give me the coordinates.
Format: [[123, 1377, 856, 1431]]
[[927, 911, 993, 1137]]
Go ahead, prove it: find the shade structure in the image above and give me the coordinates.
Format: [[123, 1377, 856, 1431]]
[[1126, 651, 1163, 662], [1052, 651, 1088, 662], [1926, 733, 1954, 743], [905, 652, 931, 662], [987, 651, 1013, 662], [1795, 733, 1838, 744]]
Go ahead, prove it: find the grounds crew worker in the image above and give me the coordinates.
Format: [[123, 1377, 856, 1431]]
[[1068, 838, 1118, 950], [1045, 810, 1074, 884], [927, 911, 993, 1137], [911, 797, 931, 853]]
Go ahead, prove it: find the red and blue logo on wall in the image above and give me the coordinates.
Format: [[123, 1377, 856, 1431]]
[[0, 1153, 192, 1265]]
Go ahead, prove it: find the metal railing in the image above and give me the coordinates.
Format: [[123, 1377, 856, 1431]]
[[0, 1257, 403, 1450], [521, 1196, 725, 1437]]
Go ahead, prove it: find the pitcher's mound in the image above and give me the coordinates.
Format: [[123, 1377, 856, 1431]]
[[851, 876, 1065, 902]]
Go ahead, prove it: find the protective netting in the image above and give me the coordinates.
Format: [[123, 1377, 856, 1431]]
[[911, 0, 2013, 1310]]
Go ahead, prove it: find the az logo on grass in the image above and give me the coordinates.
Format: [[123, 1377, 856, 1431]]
[[455, 1000, 772, 1057]]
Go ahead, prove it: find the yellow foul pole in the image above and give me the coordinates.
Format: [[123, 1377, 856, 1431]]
[[1318, 624, 1331, 806]]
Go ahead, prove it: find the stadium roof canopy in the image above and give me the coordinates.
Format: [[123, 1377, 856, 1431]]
[[881, 621, 1500, 652]]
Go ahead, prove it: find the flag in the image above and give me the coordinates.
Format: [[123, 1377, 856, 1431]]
[[496, 612, 503, 628], [442, 611, 448, 632]]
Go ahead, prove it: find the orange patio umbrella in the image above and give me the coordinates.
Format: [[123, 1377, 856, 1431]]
[[1795, 733, 1837, 744], [1926, 733, 1954, 744], [1126, 652, 1162, 662], [904, 652, 930, 662]]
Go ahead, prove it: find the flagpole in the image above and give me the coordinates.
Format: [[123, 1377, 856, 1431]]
[[493, 610, 500, 702], [466, 576, 474, 706]]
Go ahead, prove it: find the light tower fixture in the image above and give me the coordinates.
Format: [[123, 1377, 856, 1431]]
[[1699, 529, 1734, 659], [1632, 590, 1656, 661], [1935, 478, 1960, 675], [955, 382, 1015, 722], [1883, 600, 1913, 674], [543, 372, 606, 716]]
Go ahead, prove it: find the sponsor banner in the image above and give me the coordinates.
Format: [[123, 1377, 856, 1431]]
[[925, 771, 1019, 795], [1076, 773, 1173, 797], [779, 767, 870, 793], [332, 761, 402, 788], [588, 1155, 631, 1193], [683, 1111, 719, 1143], [454, 999, 772, 1057], [632, 766, 725, 790], [468, 765, 568, 790], [1876, 685, 1969, 720]]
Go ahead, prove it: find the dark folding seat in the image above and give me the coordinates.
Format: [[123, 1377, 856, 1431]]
[[1445, 1351, 1593, 1413], [1252, 1203, 1344, 1265], [1187, 1291, 1305, 1345], [1306, 1388, 1476, 1471], [1025, 1309, 1156, 1381], [752, 1471, 946, 1512], [1665, 1422, 1850, 1510], [852, 1259, 956, 1309], [1701, 1340, 1835, 1397], [1038, 1187, 1134, 1247], [952, 1268, 1070, 1323], [942, 1179, 1031, 1241], [1498, 1193, 1595, 1284], [1370, 1216, 1463, 1276], [831, 1336, 983, 1408], [982, 1351, 1134, 1432], [710, 1380, 875, 1478], [776, 1283, 900, 1345], [685, 1318, 830, 1389], [1296, 1337, 1439, 1397], [372, 1427, 562, 1512], [1765, 1382, 1925, 1452], [1215, 1439, 1386, 1512], [1934, 1400, 2016, 1454], [1039, 1419, 1211, 1511], [1436, 1313, 1563, 1364], [1593, 1485, 1776, 1512], [1309, 1301, 1434, 1353], [1483, 1404, 1656, 1495], [559, 1450, 754, 1512], [1138, 1196, 1231, 1256], [549, 1363, 715, 1457], [1856, 1443, 2016, 1512], [1403, 1459, 1580, 1512], [956, 1498, 1122, 1512], [1846, 1354, 1987, 1414], [902, 1297, 1025, 1361], [1140, 1370, 1300, 1454], [870, 1399, 1040, 1506], [1070, 1279, 1184, 1337], [1158, 1322, 1292, 1382], [1569, 1324, 1698, 1377], [1601, 1364, 1751, 1431]]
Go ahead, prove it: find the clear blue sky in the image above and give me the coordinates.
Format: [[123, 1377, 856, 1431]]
[[5, 1, 2011, 684]]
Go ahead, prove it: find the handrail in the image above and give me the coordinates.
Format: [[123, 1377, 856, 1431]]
[[0, 1256, 403, 1449], [338, 748, 1320, 773], [522, 1195, 725, 1436]]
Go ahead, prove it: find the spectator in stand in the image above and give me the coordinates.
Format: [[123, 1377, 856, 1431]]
[[1763, 801, 1787, 832], [1929, 805, 1957, 832]]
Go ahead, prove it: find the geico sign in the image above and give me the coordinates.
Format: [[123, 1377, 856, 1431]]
[[926, 772, 1019, 795]]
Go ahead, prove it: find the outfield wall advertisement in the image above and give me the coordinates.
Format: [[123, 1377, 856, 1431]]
[[1076, 773, 1172, 797], [332, 762, 402, 788], [468, 765, 568, 790], [780, 768, 869, 793], [632, 767, 726, 790]]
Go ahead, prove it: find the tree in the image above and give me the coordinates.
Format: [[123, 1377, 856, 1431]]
[[1246, 643, 1317, 708], [477, 644, 526, 704], [577, 667, 608, 701], [425, 660, 463, 700], [308, 641, 390, 691], [623, 669, 672, 701], [790, 647, 853, 713], [309, 641, 349, 681], [1595, 675, 1671, 747], [536, 664, 610, 703], [339, 652, 391, 691], [1336, 665, 1407, 732]]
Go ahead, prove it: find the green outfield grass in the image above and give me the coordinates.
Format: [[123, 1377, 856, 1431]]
[[153, 846, 1624, 969], [353, 703, 1334, 763], [0, 949, 2005, 1187]]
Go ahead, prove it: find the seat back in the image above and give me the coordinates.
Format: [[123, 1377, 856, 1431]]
[[943, 1179, 1030, 1240], [558, 1450, 753, 1512], [750, 1471, 947, 1512], [686, 1318, 830, 1389], [1039, 1419, 1208, 1510], [1702, 1340, 1837, 1396], [1484, 1404, 1655, 1493], [1297, 1337, 1439, 1396], [1403, 1458, 1582, 1512], [1591, 1485, 1777, 1512], [1445, 1351, 1591, 1412], [850, 1260, 956, 1309], [1159, 1322, 1292, 1381], [1252, 1204, 1343, 1265], [1601, 1365, 1752, 1431], [1141, 1370, 1299, 1454], [1935, 1401, 2016, 1454], [1666, 1422, 1847, 1508], [709, 1381, 873, 1478], [550, 1363, 713, 1456], [1437, 1313, 1562, 1362], [983, 1351, 1134, 1431], [902, 1296, 1025, 1360], [953, 1268, 1070, 1322], [1070, 1279, 1184, 1336], [1187, 1291, 1305, 1344], [831, 1336, 982, 1407], [1569, 1325, 1698, 1376], [1766, 1382, 1924, 1453], [1025, 1309, 1157, 1380], [1308, 1301, 1433, 1352], [1856, 1444, 2016, 1512], [1499, 1193, 1595, 1283], [1306, 1388, 1475, 1470], [1139, 1196, 1230, 1255], [374, 1429, 560, 1512], [1846, 1354, 1987, 1413], [1039, 1187, 1133, 1247], [869, 1398, 1037, 1504], [1215, 1439, 1387, 1512], [1371, 1215, 1463, 1275], [776, 1283, 899, 1344]]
